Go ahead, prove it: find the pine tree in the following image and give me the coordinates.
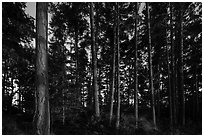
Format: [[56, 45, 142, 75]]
[[147, 2, 157, 129], [115, 2, 121, 132], [169, 3, 177, 128], [166, 3, 173, 131], [90, 2, 100, 118], [34, 2, 50, 135], [109, 3, 117, 126], [177, 3, 185, 126], [134, 2, 139, 130]]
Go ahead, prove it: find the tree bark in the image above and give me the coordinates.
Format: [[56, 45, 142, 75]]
[[134, 2, 139, 130], [90, 2, 100, 118], [34, 2, 50, 135], [115, 2, 121, 132], [147, 2, 157, 129], [109, 3, 117, 126]]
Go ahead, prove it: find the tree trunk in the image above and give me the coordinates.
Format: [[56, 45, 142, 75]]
[[166, 4, 173, 131], [134, 2, 139, 130], [109, 3, 117, 126], [147, 2, 157, 129], [90, 2, 100, 118], [95, 2, 99, 52], [34, 2, 50, 135], [170, 3, 177, 128], [177, 3, 185, 126], [115, 2, 121, 132]]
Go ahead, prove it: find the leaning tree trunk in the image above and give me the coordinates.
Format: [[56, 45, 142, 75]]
[[90, 2, 100, 118], [147, 2, 157, 129], [115, 2, 121, 132], [109, 3, 117, 126], [134, 2, 139, 130], [33, 2, 50, 135]]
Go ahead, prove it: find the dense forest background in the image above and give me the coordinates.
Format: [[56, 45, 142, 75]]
[[2, 2, 202, 135]]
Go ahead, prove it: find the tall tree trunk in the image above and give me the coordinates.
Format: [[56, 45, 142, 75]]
[[147, 2, 157, 129], [109, 3, 117, 126], [115, 2, 121, 132], [166, 5, 173, 131], [90, 2, 100, 118], [170, 3, 177, 128], [34, 2, 50, 135], [95, 3, 101, 107], [134, 2, 139, 130], [95, 2, 99, 52], [177, 3, 185, 126]]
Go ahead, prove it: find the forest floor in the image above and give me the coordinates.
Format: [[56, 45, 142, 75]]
[[2, 110, 202, 135]]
